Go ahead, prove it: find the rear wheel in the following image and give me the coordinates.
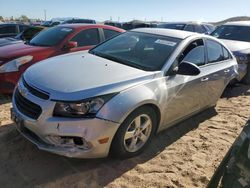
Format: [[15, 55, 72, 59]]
[[110, 106, 157, 158]]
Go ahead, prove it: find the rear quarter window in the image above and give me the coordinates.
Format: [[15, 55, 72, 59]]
[[222, 47, 232, 60]]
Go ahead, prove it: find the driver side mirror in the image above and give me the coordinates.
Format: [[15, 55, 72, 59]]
[[176, 61, 201, 76], [64, 41, 77, 50]]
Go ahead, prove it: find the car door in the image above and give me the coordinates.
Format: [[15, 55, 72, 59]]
[[162, 38, 207, 127], [200, 39, 234, 107], [69, 28, 102, 52]]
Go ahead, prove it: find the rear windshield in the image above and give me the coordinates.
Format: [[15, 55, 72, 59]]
[[63, 19, 95, 24], [90, 31, 181, 71], [211, 25, 250, 42], [29, 27, 73, 47], [157, 23, 186, 30]]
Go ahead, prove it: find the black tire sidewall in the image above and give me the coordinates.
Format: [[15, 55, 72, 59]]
[[110, 106, 157, 158], [242, 63, 250, 85]]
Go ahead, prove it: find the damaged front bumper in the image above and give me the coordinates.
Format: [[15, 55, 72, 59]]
[[11, 94, 120, 158], [236, 64, 247, 81]]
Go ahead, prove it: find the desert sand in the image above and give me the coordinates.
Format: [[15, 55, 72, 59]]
[[0, 84, 250, 188]]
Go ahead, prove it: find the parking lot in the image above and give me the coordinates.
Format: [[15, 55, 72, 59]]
[[0, 84, 249, 188]]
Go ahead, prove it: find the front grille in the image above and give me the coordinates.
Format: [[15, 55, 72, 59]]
[[22, 127, 50, 147], [14, 89, 42, 119], [22, 77, 50, 100]]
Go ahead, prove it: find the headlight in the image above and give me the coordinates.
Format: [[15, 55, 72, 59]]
[[53, 94, 117, 118], [0, 55, 33, 73]]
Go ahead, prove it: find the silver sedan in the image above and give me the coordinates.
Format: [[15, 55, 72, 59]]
[[11, 28, 238, 158]]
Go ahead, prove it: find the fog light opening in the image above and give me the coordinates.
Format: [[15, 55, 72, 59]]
[[47, 135, 92, 150], [73, 137, 84, 146], [73, 137, 92, 150]]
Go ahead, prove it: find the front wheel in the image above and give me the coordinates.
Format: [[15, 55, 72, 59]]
[[110, 106, 157, 158]]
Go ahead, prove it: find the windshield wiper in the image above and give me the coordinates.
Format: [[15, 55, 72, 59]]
[[89, 50, 149, 71], [90, 50, 127, 64]]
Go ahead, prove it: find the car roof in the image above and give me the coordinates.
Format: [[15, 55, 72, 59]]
[[56, 23, 125, 32], [67, 18, 95, 21], [57, 24, 125, 32], [131, 28, 198, 39], [58, 24, 111, 28], [0, 23, 28, 26], [158, 22, 210, 26], [224, 21, 250, 26]]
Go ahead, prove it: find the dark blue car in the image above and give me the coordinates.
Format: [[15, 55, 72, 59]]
[[0, 23, 31, 38]]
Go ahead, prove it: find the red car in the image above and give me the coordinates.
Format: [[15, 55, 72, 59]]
[[0, 24, 125, 94]]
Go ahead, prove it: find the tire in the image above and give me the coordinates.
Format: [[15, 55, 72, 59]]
[[241, 64, 250, 85], [110, 106, 157, 158]]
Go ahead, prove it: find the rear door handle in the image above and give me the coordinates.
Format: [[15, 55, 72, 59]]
[[224, 69, 230, 73], [201, 77, 209, 82]]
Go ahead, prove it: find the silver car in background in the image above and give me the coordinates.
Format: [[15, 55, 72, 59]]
[[11, 28, 238, 158], [211, 21, 250, 84]]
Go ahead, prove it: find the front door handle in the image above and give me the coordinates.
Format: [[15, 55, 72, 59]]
[[201, 77, 209, 82]]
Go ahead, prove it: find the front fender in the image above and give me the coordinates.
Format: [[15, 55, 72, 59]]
[[97, 83, 162, 125]]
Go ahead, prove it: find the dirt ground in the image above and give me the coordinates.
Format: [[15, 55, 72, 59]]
[[0, 84, 250, 188]]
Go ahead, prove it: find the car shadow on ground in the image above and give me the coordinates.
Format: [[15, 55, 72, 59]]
[[0, 107, 217, 188], [0, 94, 11, 105], [222, 83, 250, 99]]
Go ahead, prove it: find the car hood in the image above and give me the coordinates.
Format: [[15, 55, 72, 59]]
[[0, 42, 53, 60], [220, 39, 250, 54], [0, 37, 22, 47], [24, 51, 158, 101]]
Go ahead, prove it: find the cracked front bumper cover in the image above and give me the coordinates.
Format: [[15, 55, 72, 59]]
[[11, 104, 120, 158]]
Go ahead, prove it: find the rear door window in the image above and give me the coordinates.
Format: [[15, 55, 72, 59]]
[[184, 25, 194, 32], [206, 39, 224, 63], [103, 29, 120, 40], [194, 25, 207, 33], [71, 28, 100, 47]]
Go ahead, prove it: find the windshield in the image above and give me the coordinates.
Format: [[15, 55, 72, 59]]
[[89, 31, 181, 71], [157, 23, 186, 30], [211, 25, 250, 42], [29, 27, 73, 47]]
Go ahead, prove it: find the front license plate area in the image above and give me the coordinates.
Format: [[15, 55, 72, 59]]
[[11, 108, 24, 131]]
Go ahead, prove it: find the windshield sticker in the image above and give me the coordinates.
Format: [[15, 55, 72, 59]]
[[61, 28, 73, 32], [155, 39, 177, 46]]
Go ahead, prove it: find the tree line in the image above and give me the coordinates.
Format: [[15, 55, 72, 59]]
[[0, 15, 42, 22]]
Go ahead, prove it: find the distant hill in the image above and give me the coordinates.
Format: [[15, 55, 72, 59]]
[[212, 16, 250, 26]]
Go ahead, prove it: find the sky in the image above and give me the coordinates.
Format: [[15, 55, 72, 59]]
[[0, 0, 250, 22]]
